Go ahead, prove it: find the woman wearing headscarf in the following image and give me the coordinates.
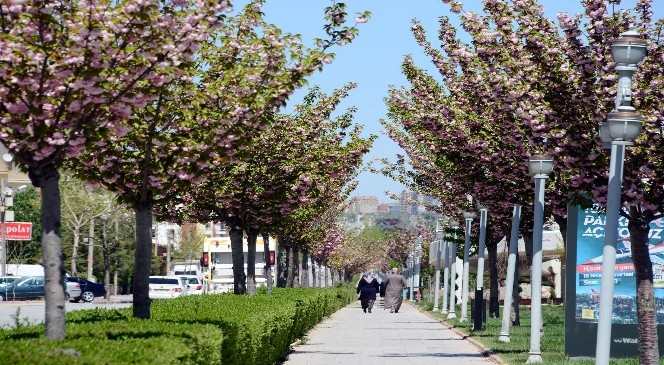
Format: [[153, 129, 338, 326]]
[[383, 268, 408, 313], [356, 272, 380, 313]]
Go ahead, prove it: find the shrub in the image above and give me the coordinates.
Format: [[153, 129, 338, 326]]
[[0, 320, 222, 365], [151, 286, 355, 365], [0, 286, 354, 365]]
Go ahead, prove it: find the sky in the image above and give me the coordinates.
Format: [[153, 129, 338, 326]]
[[239, 0, 664, 203]]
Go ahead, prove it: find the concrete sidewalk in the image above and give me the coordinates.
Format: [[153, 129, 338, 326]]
[[284, 300, 496, 365]]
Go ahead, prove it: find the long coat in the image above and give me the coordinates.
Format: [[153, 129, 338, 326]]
[[357, 278, 379, 301], [383, 273, 407, 310]]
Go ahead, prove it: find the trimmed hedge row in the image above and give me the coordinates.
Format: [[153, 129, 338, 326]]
[[0, 286, 354, 365], [0, 320, 222, 364]]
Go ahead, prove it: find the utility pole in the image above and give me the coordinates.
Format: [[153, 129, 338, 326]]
[[0, 179, 13, 277], [0, 151, 15, 277]]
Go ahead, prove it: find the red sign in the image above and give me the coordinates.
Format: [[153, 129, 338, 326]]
[[268, 251, 276, 265], [2, 222, 32, 241]]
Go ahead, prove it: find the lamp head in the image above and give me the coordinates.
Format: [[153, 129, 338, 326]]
[[1, 153, 13, 163], [610, 29, 647, 65], [463, 211, 476, 221], [528, 155, 554, 177], [606, 110, 642, 142]]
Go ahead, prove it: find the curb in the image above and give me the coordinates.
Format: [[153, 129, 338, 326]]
[[411, 304, 507, 365]]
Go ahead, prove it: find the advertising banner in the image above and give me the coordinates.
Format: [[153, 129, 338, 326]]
[[565, 205, 664, 357], [1, 222, 32, 241], [574, 206, 664, 324]]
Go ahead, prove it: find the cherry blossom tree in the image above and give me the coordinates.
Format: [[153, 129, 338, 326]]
[[0, 0, 225, 337]]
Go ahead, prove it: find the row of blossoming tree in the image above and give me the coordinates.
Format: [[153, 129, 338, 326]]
[[381, 0, 662, 362], [0, 0, 373, 340]]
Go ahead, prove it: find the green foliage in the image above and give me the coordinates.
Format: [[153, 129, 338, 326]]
[[0, 287, 355, 365], [0, 320, 222, 365], [9, 187, 41, 263], [150, 287, 354, 365], [424, 303, 639, 365]]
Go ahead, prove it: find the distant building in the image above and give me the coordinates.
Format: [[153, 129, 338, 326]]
[[348, 196, 379, 214], [388, 204, 401, 216], [152, 222, 181, 254], [376, 203, 390, 214]]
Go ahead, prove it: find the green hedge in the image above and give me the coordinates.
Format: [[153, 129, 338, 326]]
[[151, 287, 354, 365], [0, 320, 222, 364], [0, 286, 354, 365]]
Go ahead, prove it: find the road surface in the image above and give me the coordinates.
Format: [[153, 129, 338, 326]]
[[0, 296, 132, 328]]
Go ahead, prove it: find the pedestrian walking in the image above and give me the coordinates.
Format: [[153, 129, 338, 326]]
[[383, 268, 407, 313], [356, 272, 379, 313]]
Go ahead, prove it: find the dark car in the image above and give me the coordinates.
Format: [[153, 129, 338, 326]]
[[66, 277, 106, 303], [0, 276, 45, 301]]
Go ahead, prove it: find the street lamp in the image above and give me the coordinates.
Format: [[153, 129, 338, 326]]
[[595, 29, 647, 365], [448, 222, 460, 319], [499, 204, 522, 343], [526, 154, 554, 364], [433, 218, 444, 311], [407, 252, 414, 301], [441, 216, 450, 314], [412, 236, 423, 302], [474, 205, 488, 331], [460, 211, 476, 322]]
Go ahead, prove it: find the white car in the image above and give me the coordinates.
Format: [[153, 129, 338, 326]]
[[179, 275, 203, 295], [149, 276, 186, 299], [65, 280, 81, 302]]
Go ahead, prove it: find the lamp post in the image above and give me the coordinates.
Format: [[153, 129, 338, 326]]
[[407, 252, 414, 301], [526, 155, 554, 364], [433, 219, 443, 311], [595, 29, 647, 365], [474, 206, 488, 331], [413, 236, 422, 302], [448, 223, 460, 319], [460, 211, 476, 322], [499, 204, 522, 343], [441, 217, 450, 314]]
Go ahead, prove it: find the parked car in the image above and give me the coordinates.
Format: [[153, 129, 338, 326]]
[[66, 277, 106, 303], [148, 276, 186, 299], [0, 276, 20, 287], [0, 276, 44, 301], [179, 275, 203, 295], [65, 279, 81, 302]]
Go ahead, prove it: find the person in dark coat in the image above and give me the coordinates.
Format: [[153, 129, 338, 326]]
[[356, 272, 380, 313]]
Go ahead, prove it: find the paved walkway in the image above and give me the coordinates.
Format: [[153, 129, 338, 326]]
[[285, 300, 496, 365]]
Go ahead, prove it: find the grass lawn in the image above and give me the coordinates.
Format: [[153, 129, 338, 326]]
[[417, 301, 645, 364]]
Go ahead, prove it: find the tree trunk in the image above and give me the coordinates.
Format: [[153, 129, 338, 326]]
[[263, 234, 272, 295], [523, 230, 533, 266], [294, 246, 301, 288], [301, 250, 309, 288], [512, 252, 521, 326], [246, 229, 257, 295], [113, 270, 118, 296], [133, 199, 153, 318], [87, 220, 95, 280], [488, 241, 500, 318], [287, 245, 295, 287], [31, 165, 66, 340], [628, 208, 659, 364], [102, 220, 111, 300], [71, 228, 80, 275], [229, 221, 246, 295], [277, 245, 287, 288]]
